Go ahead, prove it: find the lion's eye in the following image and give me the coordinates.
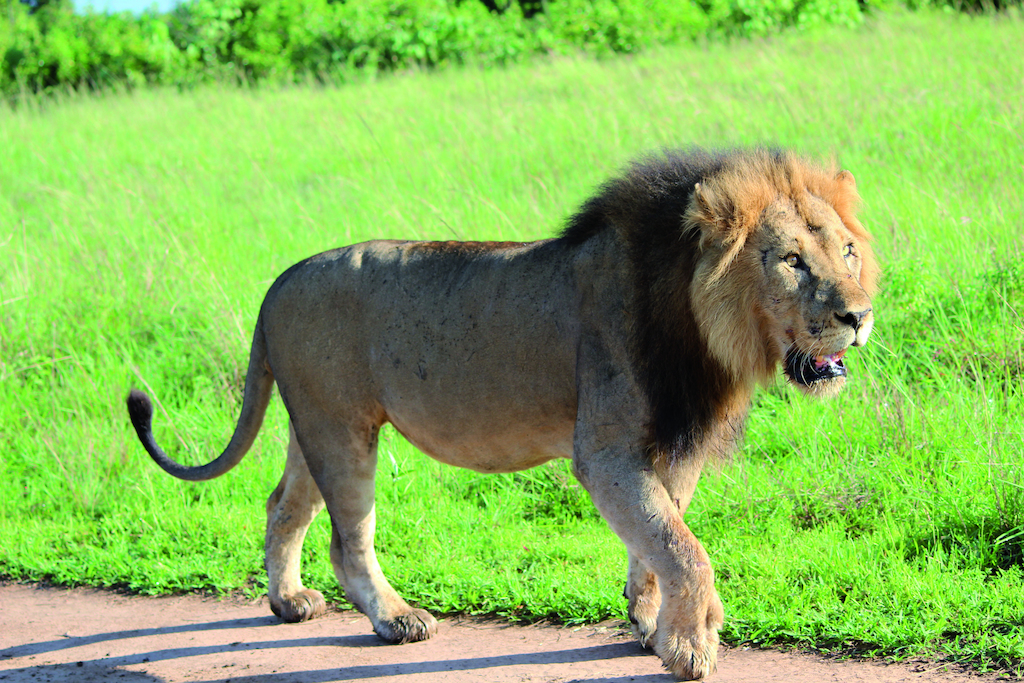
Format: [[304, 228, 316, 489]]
[[843, 244, 855, 258], [785, 253, 802, 268]]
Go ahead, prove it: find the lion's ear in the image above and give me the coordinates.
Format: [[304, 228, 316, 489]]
[[836, 170, 856, 188], [689, 181, 744, 256], [694, 182, 708, 209], [691, 182, 722, 231]]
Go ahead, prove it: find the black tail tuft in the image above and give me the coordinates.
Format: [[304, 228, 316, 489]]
[[126, 389, 154, 436]]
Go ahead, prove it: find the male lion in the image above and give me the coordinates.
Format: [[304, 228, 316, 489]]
[[127, 148, 877, 680]]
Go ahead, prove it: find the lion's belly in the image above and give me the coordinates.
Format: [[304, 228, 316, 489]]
[[389, 412, 575, 473], [369, 326, 579, 473]]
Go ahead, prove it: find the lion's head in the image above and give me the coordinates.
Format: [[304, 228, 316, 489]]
[[561, 147, 879, 455], [685, 150, 878, 398]]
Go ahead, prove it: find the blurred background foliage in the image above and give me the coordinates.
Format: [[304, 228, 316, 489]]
[[2, 0, 1016, 97]]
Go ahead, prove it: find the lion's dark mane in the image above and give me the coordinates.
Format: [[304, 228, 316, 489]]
[[559, 148, 782, 458]]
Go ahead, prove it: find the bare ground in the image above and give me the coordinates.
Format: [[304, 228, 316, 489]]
[[0, 583, 1007, 683]]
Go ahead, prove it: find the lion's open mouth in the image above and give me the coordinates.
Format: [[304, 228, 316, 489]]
[[784, 347, 848, 386]]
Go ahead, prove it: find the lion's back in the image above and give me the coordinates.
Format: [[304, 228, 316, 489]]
[[259, 238, 582, 470]]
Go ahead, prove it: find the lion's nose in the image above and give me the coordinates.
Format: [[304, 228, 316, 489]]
[[835, 308, 871, 331]]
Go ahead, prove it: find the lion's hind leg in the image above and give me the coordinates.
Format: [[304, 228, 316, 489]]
[[293, 413, 438, 645], [329, 516, 437, 644], [625, 552, 660, 649], [265, 422, 328, 623]]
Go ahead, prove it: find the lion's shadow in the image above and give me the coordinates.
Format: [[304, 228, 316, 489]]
[[1, 614, 385, 663], [1, 614, 384, 659], [2, 625, 675, 683], [177, 641, 676, 682]]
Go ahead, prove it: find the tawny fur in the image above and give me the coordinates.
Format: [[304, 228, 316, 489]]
[[127, 147, 876, 681]]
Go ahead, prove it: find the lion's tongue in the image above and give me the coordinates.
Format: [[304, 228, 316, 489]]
[[813, 348, 847, 370]]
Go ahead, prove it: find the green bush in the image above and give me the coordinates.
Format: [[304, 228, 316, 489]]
[[1, 0, 1017, 97], [1, 0, 184, 92]]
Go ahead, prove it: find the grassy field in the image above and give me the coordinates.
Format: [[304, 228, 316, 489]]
[[2, 8, 1023, 673]]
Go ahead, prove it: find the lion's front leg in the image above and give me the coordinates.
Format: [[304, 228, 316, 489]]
[[651, 525, 724, 681], [625, 552, 660, 648], [265, 422, 328, 622], [650, 458, 723, 677], [578, 452, 722, 681]]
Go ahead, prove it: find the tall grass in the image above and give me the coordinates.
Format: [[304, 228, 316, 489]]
[[1, 9, 1022, 672]]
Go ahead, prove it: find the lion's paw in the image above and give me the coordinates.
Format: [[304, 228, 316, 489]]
[[656, 629, 719, 681], [628, 596, 659, 649], [630, 618, 657, 650], [375, 608, 438, 644], [270, 588, 327, 623], [656, 593, 723, 680]]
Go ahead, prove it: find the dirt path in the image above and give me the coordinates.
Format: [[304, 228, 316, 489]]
[[0, 583, 1005, 683]]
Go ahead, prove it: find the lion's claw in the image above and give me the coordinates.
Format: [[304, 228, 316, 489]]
[[630, 615, 657, 650]]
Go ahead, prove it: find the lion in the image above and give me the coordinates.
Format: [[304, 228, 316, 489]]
[[127, 147, 877, 680]]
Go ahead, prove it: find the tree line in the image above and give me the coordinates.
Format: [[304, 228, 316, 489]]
[[0, 0, 1013, 96]]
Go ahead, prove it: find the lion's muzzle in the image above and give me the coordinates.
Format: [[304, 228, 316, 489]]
[[784, 346, 848, 387], [836, 307, 873, 347]]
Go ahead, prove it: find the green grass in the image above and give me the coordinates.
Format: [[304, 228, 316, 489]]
[[2, 8, 1023, 674]]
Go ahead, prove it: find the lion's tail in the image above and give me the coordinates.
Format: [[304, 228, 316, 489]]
[[126, 316, 275, 482]]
